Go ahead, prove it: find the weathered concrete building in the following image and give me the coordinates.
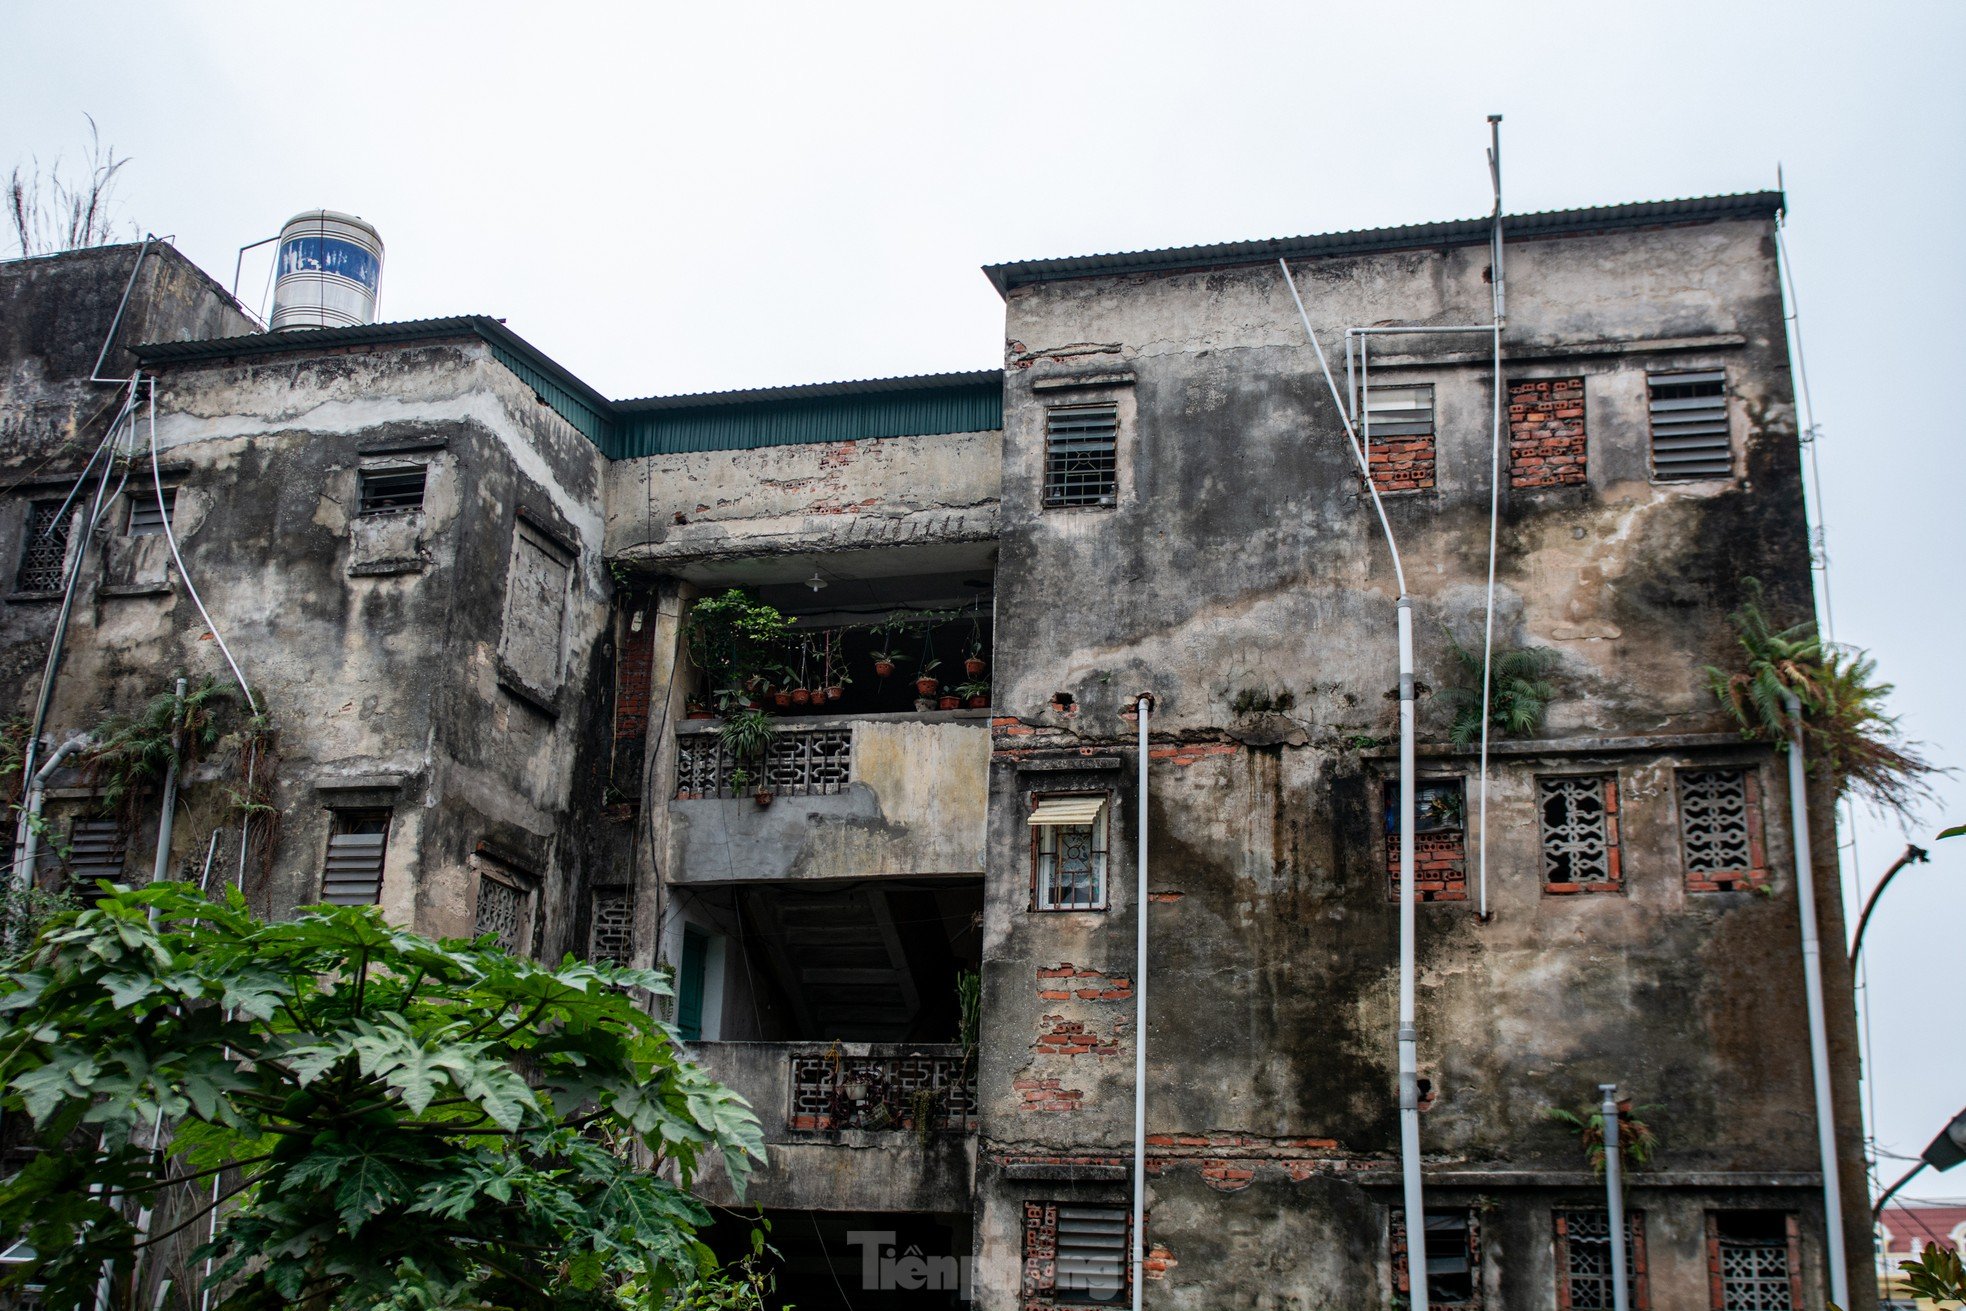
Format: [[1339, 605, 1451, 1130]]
[[1, 190, 1871, 1309]]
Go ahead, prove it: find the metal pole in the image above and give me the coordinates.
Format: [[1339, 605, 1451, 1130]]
[[1397, 597, 1429, 1311], [1849, 843, 1929, 966], [1782, 690, 1849, 1307], [1131, 693, 1151, 1311], [151, 678, 187, 888], [1600, 1084, 1630, 1311]]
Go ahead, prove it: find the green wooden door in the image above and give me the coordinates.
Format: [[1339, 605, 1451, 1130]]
[[677, 926, 707, 1040]]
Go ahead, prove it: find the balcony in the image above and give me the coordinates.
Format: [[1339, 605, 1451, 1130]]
[[667, 713, 989, 884], [688, 1041, 977, 1214]]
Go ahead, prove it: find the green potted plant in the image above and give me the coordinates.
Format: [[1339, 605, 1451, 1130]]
[[957, 679, 991, 709], [914, 659, 942, 699], [825, 666, 852, 703], [685, 589, 796, 713], [964, 638, 987, 679]]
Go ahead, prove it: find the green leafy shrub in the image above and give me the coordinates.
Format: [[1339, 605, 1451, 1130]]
[[0, 883, 764, 1310], [1706, 578, 1938, 814], [1437, 629, 1558, 748]]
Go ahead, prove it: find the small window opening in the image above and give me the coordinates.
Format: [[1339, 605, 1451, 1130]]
[[588, 887, 634, 965], [1044, 405, 1118, 508], [1556, 1209, 1646, 1311], [126, 487, 177, 536], [1540, 775, 1619, 892], [322, 808, 391, 905], [358, 465, 427, 515], [65, 818, 127, 891], [1362, 383, 1436, 493], [15, 499, 72, 593], [1647, 370, 1729, 480], [1031, 795, 1110, 911], [1393, 1209, 1479, 1308], [1711, 1212, 1797, 1310]]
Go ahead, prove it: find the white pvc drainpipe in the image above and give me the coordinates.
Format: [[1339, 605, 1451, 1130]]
[[1278, 258, 1430, 1310], [1781, 690, 1848, 1306], [1131, 691, 1151, 1311], [8, 735, 92, 936], [1600, 1083, 1630, 1311]]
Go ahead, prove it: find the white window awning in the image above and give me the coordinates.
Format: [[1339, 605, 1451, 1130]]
[[1028, 796, 1106, 827]]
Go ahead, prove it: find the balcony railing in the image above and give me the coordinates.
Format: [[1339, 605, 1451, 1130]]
[[676, 725, 853, 799], [789, 1045, 977, 1133]]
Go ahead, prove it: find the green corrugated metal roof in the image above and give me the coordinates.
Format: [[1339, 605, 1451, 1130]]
[[135, 317, 1001, 459]]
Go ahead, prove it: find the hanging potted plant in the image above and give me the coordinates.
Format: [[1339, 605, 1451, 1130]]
[[964, 633, 987, 678], [914, 659, 942, 700], [957, 679, 991, 709], [826, 666, 851, 703]]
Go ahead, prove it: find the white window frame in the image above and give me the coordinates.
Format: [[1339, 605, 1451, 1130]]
[[1030, 793, 1110, 911]]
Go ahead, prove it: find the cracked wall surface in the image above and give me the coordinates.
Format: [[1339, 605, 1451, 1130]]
[[972, 216, 1868, 1310]]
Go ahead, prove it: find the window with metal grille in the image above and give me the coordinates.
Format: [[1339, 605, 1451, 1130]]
[[1540, 775, 1620, 892], [358, 465, 426, 515], [15, 500, 72, 593], [473, 874, 529, 955], [1030, 795, 1109, 910], [126, 487, 176, 536], [65, 819, 126, 890], [1392, 1209, 1480, 1308], [1556, 1209, 1647, 1310], [322, 809, 390, 905], [1043, 405, 1118, 508], [1709, 1212, 1799, 1310], [588, 888, 634, 965], [1648, 370, 1730, 480], [1679, 768, 1762, 891]]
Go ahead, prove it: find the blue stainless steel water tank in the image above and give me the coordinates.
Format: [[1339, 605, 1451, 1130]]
[[269, 209, 384, 330]]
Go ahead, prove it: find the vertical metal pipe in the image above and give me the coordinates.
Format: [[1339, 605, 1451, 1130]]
[[1397, 598, 1429, 1311], [1600, 1083, 1630, 1311], [1132, 693, 1151, 1311], [1781, 690, 1849, 1306], [151, 677, 188, 888]]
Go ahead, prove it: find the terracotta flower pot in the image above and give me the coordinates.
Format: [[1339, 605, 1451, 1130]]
[[914, 697, 936, 713], [938, 694, 961, 710], [772, 691, 792, 709], [753, 788, 773, 808], [791, 688, 811, 707], [965, 658, 986, 677], [967, 695, 989, 709], [915, 677, 939, 697], [874, 660, 896, 678], [826, 685, 844, 701]]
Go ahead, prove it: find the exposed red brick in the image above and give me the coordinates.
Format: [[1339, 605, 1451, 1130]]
[[1509, 377, 1588, 489]]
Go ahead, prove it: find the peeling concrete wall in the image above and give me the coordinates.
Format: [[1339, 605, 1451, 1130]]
[[689, 1041, 976, 1213], [975, 217, 1868, 1308], [4, 311, 612, 960], [606, 430, 1000, 565], [668, 715, 990, 884]]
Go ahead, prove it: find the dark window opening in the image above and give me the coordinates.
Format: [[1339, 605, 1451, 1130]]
[[1648, 370, 1729, 480], [358, 466, 427, 515], [1556, 1209, 1647, 1311], [1710, 1212, 1798, 1311], [15, 500, 72, 593], [1044, 405, 1118, 507], [1393, 1209, 1479, 1309], [1540, 775, 1619, 891], [1384, 778, 1467, 903], [126, 486, 177, 536], [322, 809, 391, 905], [65, 818, 127, 892]]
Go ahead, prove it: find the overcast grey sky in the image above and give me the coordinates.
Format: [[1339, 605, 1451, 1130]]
[[6, 0, 1962, 1199]]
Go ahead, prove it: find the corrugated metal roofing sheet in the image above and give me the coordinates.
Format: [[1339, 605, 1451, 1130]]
[[981, 191, 1785, 294], [134, 316, 1001, 459]]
